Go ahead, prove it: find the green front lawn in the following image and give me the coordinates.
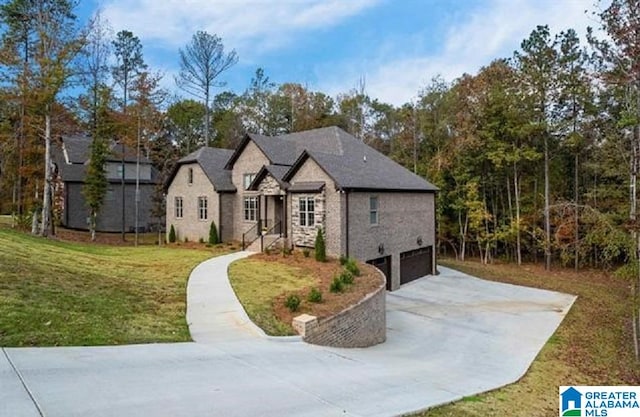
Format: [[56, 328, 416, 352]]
[[0, 227, 230, 346], [228, 257, 317, 336], [412, 259, 640, 417]]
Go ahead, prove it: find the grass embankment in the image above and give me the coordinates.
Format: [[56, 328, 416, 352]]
[[0, 227, 231, 346], [228, 252, 382, 336], [413, 258, 640, 417]]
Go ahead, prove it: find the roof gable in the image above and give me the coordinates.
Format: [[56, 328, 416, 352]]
[[248, 165, 290, 191], [224, 134, 279, 169], [166, 147, 235, 192]]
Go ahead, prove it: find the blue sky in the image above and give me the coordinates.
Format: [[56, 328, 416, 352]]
[[79, 0, 595, 106]]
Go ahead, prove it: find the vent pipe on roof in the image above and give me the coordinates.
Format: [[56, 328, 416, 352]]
[[363, 155, 367, 163]]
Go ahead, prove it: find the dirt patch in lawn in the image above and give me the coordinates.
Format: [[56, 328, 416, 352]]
[[229, 252, 383, 336]]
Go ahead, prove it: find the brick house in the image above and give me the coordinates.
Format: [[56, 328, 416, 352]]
[[53, 135, 160, 232], [165, 126, 438, 290]]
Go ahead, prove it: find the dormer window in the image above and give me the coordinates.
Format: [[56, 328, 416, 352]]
[[188, 167, 193, 185]]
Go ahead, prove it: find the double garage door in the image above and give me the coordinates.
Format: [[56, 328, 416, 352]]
[[368, 245, 433, 290], [400, 246, 433, 285]]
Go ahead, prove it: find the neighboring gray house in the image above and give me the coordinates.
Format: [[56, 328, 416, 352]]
[[165, 126, 437, 290], [53, 135, 160, 232]]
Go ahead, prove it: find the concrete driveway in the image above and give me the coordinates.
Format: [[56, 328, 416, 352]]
[[1, 253, 575, 417]]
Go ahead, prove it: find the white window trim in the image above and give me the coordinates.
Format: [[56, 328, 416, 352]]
[[198, 196, 208, 221], [175, 196, 183, 219], [243, 196, 258, 222], [299, 196, 315, 227], [244, 173, 256, 191]]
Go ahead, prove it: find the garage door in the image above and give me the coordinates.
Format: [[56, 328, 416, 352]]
[[367, 256, 392, 290], [400, 246, 432, 285]]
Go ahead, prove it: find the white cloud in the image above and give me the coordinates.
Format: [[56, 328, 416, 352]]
[[319, 0, 596, 105], [101, 0, 380, 55]]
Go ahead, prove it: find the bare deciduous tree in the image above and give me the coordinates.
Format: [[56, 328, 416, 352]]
[[176, 31, 238, 146]]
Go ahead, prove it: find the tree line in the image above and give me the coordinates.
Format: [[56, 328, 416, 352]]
[[1, 0, 639, 276]]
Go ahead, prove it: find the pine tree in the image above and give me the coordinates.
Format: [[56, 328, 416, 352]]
[[314, 227, 326, 262], [168, 224, 176, 243], [208, 220, 219, 244]]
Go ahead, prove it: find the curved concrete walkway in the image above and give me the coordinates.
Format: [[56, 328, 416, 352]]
[[186, 251, 266, 343], [2, 254, 576, 417]]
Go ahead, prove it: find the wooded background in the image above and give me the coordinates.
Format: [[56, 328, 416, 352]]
[[1, 0, 640, 275]]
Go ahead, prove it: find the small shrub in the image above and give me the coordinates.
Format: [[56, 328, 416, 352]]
[[205, 243, 212, 248], [314, 227, 326, 262], [168, 224, 176, 243], [329, 276, 344, 293], [307, 287, 323, 303], [264, 247, 272, 255], [282, 246, 292, 256], [199, 237, 205, 244], [208, 221, 219, 244], [184, 236, 189, 243], [339, 254, 348, 265], [340, 270, 354, 285], [302, 248, 310, 258], [345, 258, 360, 276], [284, 294, 301, 312]]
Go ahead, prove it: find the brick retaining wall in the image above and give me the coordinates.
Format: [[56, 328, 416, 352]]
[[293, 269, 386, 348]]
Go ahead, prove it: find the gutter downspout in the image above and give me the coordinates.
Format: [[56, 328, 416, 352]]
[[345, 188, 350, 257], [218, 192, 222, 243]]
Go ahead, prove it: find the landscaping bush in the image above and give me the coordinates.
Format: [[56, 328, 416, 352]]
[[284, 294, 301, 312], [340, 270, 354, 285], [339, 254, 348, 265], [314, 227, 326, 262], [208, 221, 219, 244], [345, 258, 360, 276], [282, 246, 292, 256], [168, 224, 176, 243], [302, 248, 310, 258], [329, 276, 344, 293], [307, 287, 323, 303], [199, 237, 204, 244]]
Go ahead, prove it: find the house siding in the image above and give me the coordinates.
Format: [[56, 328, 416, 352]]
[[230, 141, 270, 241], [105, 161, 151, 181], [346, 191, 436, 290], [166, 163, 220, 242], [288, 158, 342, 256], [63, 181, 156, 232]]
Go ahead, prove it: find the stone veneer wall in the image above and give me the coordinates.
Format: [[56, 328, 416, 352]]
[[291, 191, 326, 247], [294, 268, 386, 348], [258, 174, 281, 195]]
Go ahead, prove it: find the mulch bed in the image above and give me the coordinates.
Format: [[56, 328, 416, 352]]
[[253, 251, 384, 326]]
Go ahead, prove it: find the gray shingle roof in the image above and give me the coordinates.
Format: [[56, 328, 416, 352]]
[[285, 127, 438, 192], [227, 126, 437, 192], [177, 147, 235, 192], [58, 135, 151, 164], [59, 135, 91, 163]]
